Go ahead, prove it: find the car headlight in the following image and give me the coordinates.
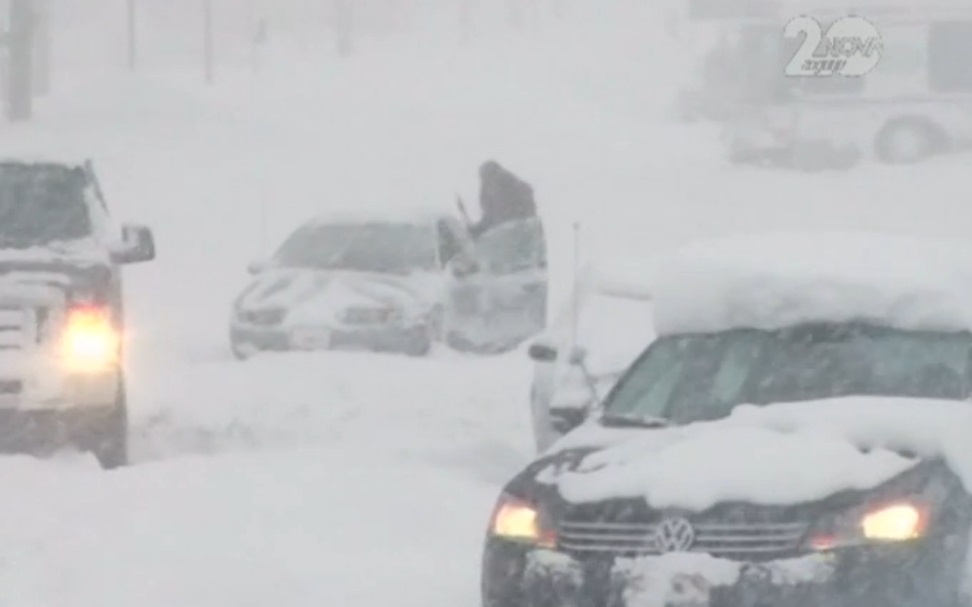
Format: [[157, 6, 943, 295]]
[[489, 493, 557, 548], [861, 503, 926, 541], [60, 305, 120, 373], [804, 500, 928, 551], [240, 308, 286, 326]]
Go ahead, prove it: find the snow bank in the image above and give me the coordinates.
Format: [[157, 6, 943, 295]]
[[550, 397, 972, 509], [652, 232, 972, 336]]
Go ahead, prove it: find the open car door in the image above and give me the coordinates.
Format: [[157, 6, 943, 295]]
[[444, 217, 548, 353]]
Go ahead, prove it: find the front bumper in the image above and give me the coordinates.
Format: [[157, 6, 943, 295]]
[[0, 404, 122, 456], [231, 320, 430, 354], [483, 539, 953, 607]]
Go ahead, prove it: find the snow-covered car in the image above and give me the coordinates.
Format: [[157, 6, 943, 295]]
[[482, 232, 972, 607], [229, 210, 467, 359], [443, 216, 547, 354], [0, 158, 155, 469], [526, 261, 655, 453]]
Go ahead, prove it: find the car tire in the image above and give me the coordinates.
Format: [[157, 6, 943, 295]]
[[230, 336, 259, 361], [875, 119, 942, 164], [91, 385, 129, 470], [403, 324, 434, 357]]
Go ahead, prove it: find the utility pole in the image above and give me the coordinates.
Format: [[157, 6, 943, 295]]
[[127, 0, 137, 71], [203, 0, 214, 83], [7, 0, 33, 121]]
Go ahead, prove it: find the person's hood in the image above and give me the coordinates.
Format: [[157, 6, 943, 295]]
[[235, 267, 441, 322], [522, 396, 972, 511]]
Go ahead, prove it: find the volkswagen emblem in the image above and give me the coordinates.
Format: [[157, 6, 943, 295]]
[[653, 517, 696, 553]]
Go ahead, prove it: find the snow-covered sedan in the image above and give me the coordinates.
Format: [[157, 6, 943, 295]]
[[229, 209, 467, 359], [526, 260, 655, 453], [483, 232, 972, 607]]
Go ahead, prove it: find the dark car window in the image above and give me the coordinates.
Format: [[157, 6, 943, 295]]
[[474, 217, 545, 274], [603, 323, 972, 426], [0, 163, 93, 246], [275, 221, 438, 274]]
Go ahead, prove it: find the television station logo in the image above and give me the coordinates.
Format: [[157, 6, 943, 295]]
[[783, 15, 883, 77]]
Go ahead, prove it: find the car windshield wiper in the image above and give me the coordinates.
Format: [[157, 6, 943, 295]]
[[599, 414, 668, 429]]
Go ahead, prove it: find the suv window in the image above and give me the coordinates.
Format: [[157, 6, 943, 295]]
[[0, 163, 92, 247], [603, 323, 972, 426]]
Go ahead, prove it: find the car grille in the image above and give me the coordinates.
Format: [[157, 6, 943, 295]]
[[342, 308, 394, 324], [0, 307, 37, 351], [0, 380, 22, 395], [242, 308, 285, 326], [557, 519, 810, 560]]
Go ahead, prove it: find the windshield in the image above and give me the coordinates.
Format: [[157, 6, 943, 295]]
[[275, 221, 437, 273], [0, 163, 92, 246], [603, 323, 972, 426]]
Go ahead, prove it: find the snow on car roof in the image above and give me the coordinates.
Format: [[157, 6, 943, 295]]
[[307, 205, 455, 227], [586, 257, 656, 301], [775, 0, 972, 13], [0, 148, 91, 167], [651, 232, 972, 336]]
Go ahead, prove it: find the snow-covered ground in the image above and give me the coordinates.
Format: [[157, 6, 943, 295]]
[[0, 0, 968, 604]]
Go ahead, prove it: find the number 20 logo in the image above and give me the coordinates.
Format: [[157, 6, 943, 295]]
[[783, 15, 883, 77]]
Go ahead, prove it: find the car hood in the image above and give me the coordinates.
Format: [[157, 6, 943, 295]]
[[526, 396, 972, 511], [0, 245, 113, 305], [236, 267, 441, 320]]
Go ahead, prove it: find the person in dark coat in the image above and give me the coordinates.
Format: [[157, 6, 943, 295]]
[[467, 160, 537, 238]]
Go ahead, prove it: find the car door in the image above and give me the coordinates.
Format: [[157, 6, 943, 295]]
[[468, 217, 548, 351]]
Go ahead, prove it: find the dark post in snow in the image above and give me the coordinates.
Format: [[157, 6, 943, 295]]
[[203, 0, 214, 83], [251, 17, 267, 72], [7, 0, 33, 122], [127, 0, 137, 71], [334, 0, 353, 57]]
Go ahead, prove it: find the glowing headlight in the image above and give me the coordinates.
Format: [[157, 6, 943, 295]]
[[861, 503, 926, 541], [490, 494, 556, 548], [60, 306, 120, 373], [806, 500, 928, 551]]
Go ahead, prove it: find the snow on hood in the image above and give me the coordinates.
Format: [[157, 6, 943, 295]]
[[651, 232, 972, 335], [0, 238, 108, 265], [544, 396, 972, 511], [238, 268, 440, 324]]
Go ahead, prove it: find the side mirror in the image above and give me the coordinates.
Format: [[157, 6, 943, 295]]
[[111, 224, 155, 264], [550, 407, 588, 435], [247, 259, 269, 275], [528, 342, 558, 362], [568, 346, 588, 366]]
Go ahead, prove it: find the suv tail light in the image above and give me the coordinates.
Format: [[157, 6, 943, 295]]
[[60, 305, 119, 373]]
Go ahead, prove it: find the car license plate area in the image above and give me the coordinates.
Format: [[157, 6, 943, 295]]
[[291, 328, 331, 350]]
